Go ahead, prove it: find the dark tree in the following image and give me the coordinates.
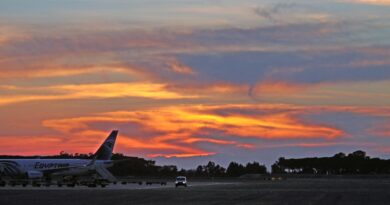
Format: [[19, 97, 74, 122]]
[[245, 162, 267, 174], [226, 162, 245, 177]]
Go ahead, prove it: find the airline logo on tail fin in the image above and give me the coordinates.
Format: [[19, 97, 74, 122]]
[[94, 130, 118, 160]]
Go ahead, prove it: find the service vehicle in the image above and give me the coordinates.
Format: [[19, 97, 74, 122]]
[[175, 176, 187, 187]]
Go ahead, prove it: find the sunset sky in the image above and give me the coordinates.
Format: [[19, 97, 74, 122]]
[[1, 0, 390, 168]]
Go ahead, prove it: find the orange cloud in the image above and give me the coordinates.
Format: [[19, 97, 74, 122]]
[[250, 80, 390, 106], [0, 65, 143, 79], [182, 138, 236, 145], [148, 152, 215, 158], [106, 105, 343, 140], [5, 104, 390, 158], [40, 104, 345, 158], [0, 82, 198, 106], [166, 82, 249, 98], [331, 106, 390, 117], [0, 136, 78, 156], [53, 83, 197, 99]]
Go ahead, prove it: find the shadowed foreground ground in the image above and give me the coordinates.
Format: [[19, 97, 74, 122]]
[[1, 178, 390, 205]]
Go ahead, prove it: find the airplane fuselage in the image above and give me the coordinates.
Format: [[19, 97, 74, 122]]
[[0, 130, 118, 181], [0, 159, 113, 178]]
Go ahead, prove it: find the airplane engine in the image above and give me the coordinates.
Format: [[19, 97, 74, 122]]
[[26, 171, 44, 179]]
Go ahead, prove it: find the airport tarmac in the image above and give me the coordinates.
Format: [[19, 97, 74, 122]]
[[0, 181, 234, 190], [1, 178, 390, 205]]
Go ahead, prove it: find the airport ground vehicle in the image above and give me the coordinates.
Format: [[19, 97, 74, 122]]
[[175, 176, 187, 188]]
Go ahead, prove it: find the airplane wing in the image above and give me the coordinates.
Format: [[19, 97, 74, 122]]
[[42, 155, 99, 176], [95, 166, 117, 182], [43, 158, 117, 182]]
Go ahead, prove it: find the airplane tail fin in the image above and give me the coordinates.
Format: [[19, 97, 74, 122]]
[[94, 130, 118, 160]]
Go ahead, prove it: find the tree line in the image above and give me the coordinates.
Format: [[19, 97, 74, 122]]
[[110, 153, 267, 177], [2, 150, 390, 176], [0, 152, 267, 177], [272, 150, 390, 175]]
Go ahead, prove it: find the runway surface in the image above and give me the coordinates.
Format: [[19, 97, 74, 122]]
[[0, 181, 232, 190], [1, 178, 390, 205]]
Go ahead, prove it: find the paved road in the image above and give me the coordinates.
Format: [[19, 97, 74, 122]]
[[1, 179, 390, 205]]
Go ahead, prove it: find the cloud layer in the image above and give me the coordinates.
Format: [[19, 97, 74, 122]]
[[1, 0, 390, 167]]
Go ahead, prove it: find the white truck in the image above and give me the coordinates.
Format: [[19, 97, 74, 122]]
[[175, 176, 187, 188]]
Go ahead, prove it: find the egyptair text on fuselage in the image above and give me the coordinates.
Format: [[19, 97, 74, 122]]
[[34, 162, 70, 169]]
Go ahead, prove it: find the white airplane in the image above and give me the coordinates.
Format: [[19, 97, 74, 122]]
[[0, 130, 118, 182]]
